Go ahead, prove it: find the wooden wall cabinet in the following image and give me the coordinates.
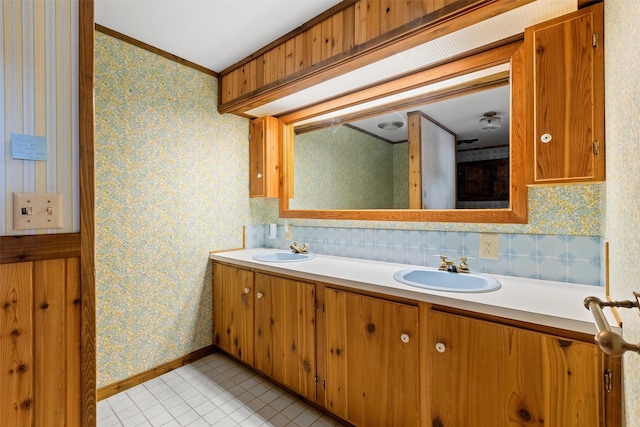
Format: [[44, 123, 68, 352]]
[[323, 288, 420, 426], [525, 3, 604, 184], [249, 116, 280, 198], [428, 310, 606, 427], [254, 272, 317, 400]]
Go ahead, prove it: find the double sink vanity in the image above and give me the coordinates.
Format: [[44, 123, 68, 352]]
[[210, 2, 616, 425], [210, 248, 620, 426]]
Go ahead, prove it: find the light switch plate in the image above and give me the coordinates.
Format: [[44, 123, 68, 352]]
[[13, 192, 63, 230]]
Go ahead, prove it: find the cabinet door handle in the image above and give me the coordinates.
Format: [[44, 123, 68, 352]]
[[400, 334, 410, 343], [257, 173, 263, 179], [540, 133, 552, 143], [257, 292, 264, 299], [243, 287, 250, 294], [435, 342, 446, 353]]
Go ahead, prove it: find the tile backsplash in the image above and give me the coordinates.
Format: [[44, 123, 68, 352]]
[[246, 225, 603, 286]]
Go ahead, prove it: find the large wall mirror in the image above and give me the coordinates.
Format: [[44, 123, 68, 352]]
[[278, 40, 527, 223]]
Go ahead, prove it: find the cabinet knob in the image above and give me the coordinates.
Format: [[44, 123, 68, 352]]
[[435, 342, 446, 353], [257, 173, 263, 179], [243, 287, 250, 294], [400, 334, 410, 343], [540, 133, 552, 143], [257, 292, 263, 299]]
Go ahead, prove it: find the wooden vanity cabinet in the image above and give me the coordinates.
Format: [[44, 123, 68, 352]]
[[427, 310, 603, 427], [212, 263, 317, 400], [323, 288, 420, 427], [249, 116, 280, 198], [525, 3, 604, 184], [253, 272, 317, 401], [213, 262, 619, 426], [212, 262, 254, 365]]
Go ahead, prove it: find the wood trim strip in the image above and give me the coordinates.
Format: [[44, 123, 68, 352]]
[[342, 123, 398, 145], [95, 24, 218, 77], [278, 207, 527, 223], [0, 233, 81, 264], [97, 346, 216, 401], [79, 0, 97, 426], [407, 112, 422, 209]]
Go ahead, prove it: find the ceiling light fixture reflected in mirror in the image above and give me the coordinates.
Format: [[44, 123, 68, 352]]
[[377, 120, 404, 131], [479, 111, 501, 131], [456, 138, 479, 145]]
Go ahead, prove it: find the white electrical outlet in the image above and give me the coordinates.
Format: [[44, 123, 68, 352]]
[[479, 233, 499, 260], [284, 224, 293, 240]]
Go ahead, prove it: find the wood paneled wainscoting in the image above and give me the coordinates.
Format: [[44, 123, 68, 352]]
[[1, 234, 82, 426]]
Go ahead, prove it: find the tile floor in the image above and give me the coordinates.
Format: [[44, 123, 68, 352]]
[[98, 352, 346, 427]]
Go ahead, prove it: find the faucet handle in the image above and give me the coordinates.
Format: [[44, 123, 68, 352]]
[[458, 256, 470, 273], [438, 255, 448, 271], [290, 242, 309, 254]]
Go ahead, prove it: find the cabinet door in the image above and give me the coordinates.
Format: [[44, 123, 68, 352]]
[[324, 289, 419, 426], [428, 311, 601, 427], [249, 116, 280, 198], [254, 273, 316, 400], [212, 263, 254, 365], [526, 3, 604, 183]]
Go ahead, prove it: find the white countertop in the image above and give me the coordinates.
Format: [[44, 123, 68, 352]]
[[209, 248, 619, 336]]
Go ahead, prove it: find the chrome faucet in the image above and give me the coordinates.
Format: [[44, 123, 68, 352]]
[[290, 242, 309, 254], [438, 255, 470, 273]]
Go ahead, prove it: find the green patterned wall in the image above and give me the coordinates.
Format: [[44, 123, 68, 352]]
[[393, 143, 409, 208], [604, 1, 640, 424], [95, 31, 254, 387], [291, 125, 395, 209], [283, 183, 604, 236]]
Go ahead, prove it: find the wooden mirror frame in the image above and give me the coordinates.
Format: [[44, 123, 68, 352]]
[[278, 39, 527, 223]]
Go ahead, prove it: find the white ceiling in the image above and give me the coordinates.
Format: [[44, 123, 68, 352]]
[[94, 0, 342, 72], [348, 82, 511, 149]]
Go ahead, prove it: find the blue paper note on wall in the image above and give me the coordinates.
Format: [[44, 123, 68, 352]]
[[11, 133, 47, 161]]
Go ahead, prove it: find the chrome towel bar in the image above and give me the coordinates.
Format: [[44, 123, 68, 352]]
[[584, 293, 640, 356]]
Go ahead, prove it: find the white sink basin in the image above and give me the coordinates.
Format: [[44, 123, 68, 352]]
[[252, 251, 316, 263], [393, 268, 501, 293]]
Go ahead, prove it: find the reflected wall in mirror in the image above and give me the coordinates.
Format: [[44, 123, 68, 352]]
[[291, 125, 403, 210], [291, 75, 510, 210], [279, 41, 527, 223]]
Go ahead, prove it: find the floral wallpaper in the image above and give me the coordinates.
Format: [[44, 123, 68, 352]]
[[280, 183, 604, 236], [604, 1, 640, 424], [95, 31, 251, 387], [393, 143, 409, 208], [291, 125, 395, 209]]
